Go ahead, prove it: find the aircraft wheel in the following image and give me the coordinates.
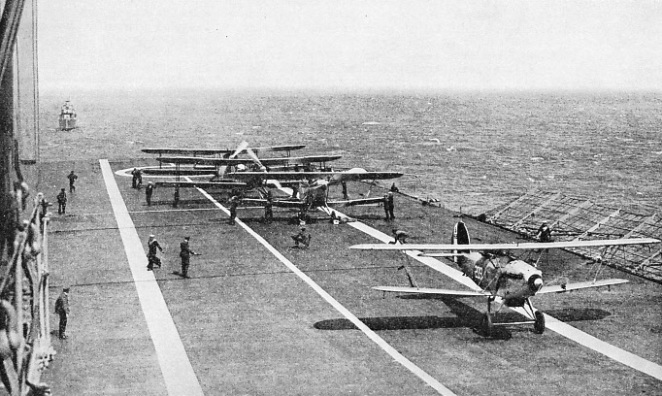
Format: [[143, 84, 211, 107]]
[[534, 311, 545, 334], [481, 313, 493, 337]]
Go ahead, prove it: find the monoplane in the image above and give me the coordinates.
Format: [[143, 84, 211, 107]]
[[351, 221, 660, 336]]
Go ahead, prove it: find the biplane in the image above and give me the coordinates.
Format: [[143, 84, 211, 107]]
[[138, 142, 313, 192], [350, 221, 660, 336], [236, 169, 403, 219], [141, 142, 403, 212]]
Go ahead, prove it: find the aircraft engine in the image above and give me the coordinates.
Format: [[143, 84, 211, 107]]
[[528, 274, 544, 294]]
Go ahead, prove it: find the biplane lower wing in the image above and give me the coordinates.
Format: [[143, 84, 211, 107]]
[[155, 181, 247, 188], [328, 197, 386, 207], [142, 148, 233, 156], [538, 278, 629, 294], [351, 238, 660, 251], [142, 168, 215, 176], [227, 171, 403, 181], [240, 198, 305, 209], [373, 286, 490, 297]]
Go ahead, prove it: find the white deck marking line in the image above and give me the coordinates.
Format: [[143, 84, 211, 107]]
[[344, 218, 662, 381], [192, 187, 458, 396], [100, 159, 205, 396]]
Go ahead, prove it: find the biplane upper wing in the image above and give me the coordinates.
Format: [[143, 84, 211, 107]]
[[373, 286, 490, 297], [155, 155, 342, 167], [142, 145, 305, 156], [227, 170, 403, 181], [537, 278, 629, 294], [266, 144, 306, 152], [351, 238, 660, 251]]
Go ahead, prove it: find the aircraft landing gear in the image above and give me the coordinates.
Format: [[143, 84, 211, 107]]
[[481, 312, 493, 337], [525, 298, 545, 334], [482, 296, 496, 336], [482, 296, 545, 336], [534, 310, 546, 334]]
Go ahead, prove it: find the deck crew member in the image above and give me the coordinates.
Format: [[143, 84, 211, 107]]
[[536, 222, 553, 242], [146, 235, 163, 271], [145, 182, 154, 206], [229, 196, 239, 225], [264, 195, 274, 222], [67, 170, 78, 193], [54, 287, 70, 339], [131, 168, 139, 189], [341, 181, 349, 200], [56, 188, 67, 215], [173, 188, 180, 208], [179, 236, 197, 278], [390, 229, 408, 244], [384, 191, 395, 221], [291, 226, 310, 248], [136, 169, 143, 189]]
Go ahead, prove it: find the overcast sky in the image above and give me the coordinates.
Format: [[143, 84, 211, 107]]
[[36, 0, 662, 92]]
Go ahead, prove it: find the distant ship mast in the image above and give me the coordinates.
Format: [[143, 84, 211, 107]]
[[59, 99, 77, 130]]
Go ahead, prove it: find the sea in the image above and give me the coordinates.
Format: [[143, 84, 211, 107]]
[[38, 89, 662, 216]]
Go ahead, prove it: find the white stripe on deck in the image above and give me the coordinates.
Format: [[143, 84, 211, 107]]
[[193, 187, 458, 396], [100, 159, 205, 396], [344, 217, 662, 381]]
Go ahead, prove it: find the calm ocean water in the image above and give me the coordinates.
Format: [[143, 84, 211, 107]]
[[39, 89, 662, 215]]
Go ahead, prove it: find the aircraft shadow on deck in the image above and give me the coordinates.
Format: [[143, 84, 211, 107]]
[[314, 295, 611, 340]]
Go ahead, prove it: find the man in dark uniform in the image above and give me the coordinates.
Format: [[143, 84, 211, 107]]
[[179, 236, 197, 278], [136, 168, 143, 189], [390, 228, 409, 244], [67, 170, 78, 193], [131, 168, 139, 189], [56, 188, 67, 215], [146, 235, 163, 271], [145, 182, 155, 206], [291, 226, 310, 248], [173, 188, 180, 208], [341, 181, 349, 200], [264, 195, 273, 222], [536, 222, 553, 242], [54, 287, 70, 339], [229, 196, 239, 225], [383, 191, 395, 221]]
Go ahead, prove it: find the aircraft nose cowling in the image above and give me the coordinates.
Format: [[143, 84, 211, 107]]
[[528, 275, 543, 294]]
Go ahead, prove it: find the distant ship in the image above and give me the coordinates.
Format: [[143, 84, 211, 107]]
[[59, 100, 77, 130]]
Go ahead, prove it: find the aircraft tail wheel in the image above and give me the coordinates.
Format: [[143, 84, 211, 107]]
[[481, 313, 493, 337], [534, 311, 545, 334]]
